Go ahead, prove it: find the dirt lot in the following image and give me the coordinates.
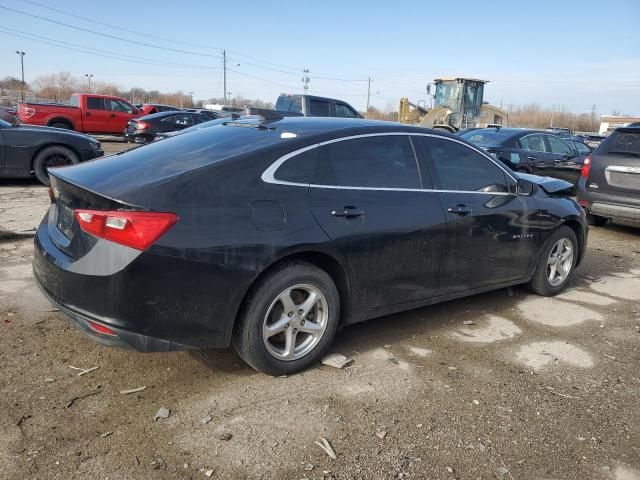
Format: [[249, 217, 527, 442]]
[[1, 143, 639, 479]]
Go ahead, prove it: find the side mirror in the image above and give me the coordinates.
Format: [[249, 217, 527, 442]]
[[517, 179, 535, 196]]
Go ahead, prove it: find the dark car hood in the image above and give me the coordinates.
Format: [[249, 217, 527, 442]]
[[16, 124, 95, 141], [516, 172, 574, 194]]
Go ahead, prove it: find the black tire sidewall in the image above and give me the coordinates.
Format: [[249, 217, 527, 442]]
[[233, 262, 340, 376], [49, 122, 72, 130], [33, 146, 79, 185], [530, 226, 579, 296]]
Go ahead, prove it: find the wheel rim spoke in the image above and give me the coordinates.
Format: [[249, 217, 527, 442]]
[[546, 238, 573, 286], [262, 284, 329, 362]]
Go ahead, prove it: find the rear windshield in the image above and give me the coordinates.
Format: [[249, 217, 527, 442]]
[[460, 129, 515, 146], [600, 130, 640, 155], [275, 96, 302, 113]]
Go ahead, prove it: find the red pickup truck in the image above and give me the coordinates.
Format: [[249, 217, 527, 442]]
[[18, 93, 144, 134]]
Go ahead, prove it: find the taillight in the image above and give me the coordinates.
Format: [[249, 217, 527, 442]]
[[86, 320, 117, 336], [580, 156, 591, 179], [20, 106, 35, 118], [136, 121, 149, 130], [74, 209, 178, 251]]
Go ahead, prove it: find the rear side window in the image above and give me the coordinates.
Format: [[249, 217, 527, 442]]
[[310, 100, 331, 117], [274, 148, 317, 184], [420, 137, 509, 193], [313, 135, 420, 189], [86, 97, 105, 110], [275, 96, 302, 114], [600, 131, 640, 155], [519, 134, 548, 152]]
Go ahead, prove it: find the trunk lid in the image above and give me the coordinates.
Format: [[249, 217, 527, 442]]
[[587, 128, 640, 197]]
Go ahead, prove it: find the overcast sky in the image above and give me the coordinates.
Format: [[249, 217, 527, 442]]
[[1, 0, 638, 115]]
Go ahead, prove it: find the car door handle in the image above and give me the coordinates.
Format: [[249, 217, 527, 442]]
[[527, 156, 537, 161], [86, 111, 91, 116], [110, 113, 116, 118], [447, 204, 471, 216], [331, 207, 365, 218]]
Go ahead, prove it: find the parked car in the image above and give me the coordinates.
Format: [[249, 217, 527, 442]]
[[183, 108, 223, 118], [275, 94, 362, 118], [0, 118, 103, 185], [0, 105, 18, 124], [124, 110, 221, 143], [565, 137, 593, 157], [460, 128, 586, 187], [583, 134, 606, 149], [139, 103, 181, 115], [33, 117, 587, 375], [546, 127, 573, 139], [153, 115, 243, 141], [18, 93, 143, 134], [577, 126, 640, 226]]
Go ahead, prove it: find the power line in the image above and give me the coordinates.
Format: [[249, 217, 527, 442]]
[[0, 4, 222, 58], [0, 27, 219, 70], [18, 0, 223, 51]]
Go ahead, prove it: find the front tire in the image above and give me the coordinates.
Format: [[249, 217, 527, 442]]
[[527, 226, 578, 296], [33, 146, 79, 185], [232, 261, 340, 376], [49, 122, 72, 130], [586, 212, 608, 227]]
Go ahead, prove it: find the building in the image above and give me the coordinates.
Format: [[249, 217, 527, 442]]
[[599, 115, 640, 134]]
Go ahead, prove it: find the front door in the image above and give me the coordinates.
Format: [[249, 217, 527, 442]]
[[417, 136, 539, 294], [308, 134, 446, 309], [545, 134, 582, 184], [104, 98, 140, 133]]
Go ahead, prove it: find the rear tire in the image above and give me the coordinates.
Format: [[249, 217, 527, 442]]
[[33, 146, 79, 186], [527, 226, 578, 296], [586, 212, 608, 227], [232, 261, 340, 376], [49, 122, 72, 130]]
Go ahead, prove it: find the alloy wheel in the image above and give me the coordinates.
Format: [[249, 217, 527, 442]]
[[262, 284, 328, 361], [44, 152, 73, 168], [546, 238, 574, 287]]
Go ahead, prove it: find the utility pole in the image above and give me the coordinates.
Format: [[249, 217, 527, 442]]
[[365, 76, 371, 119], [15, 51, 26, 101], [223, 49, 227, 105], [550, 104, 556, 128], [590, 104, 596, 133], [84, 74, 93, 93], [302, 68, 310, 92]]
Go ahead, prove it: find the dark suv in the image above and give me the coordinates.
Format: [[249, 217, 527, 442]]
[[577, 126, 640, 226]]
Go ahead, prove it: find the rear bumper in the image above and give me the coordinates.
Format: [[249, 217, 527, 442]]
[[33, 221, 244, 352], [577, 183, 640, 222]]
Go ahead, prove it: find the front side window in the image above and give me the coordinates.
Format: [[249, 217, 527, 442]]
[[546, 135, 572, 154], [86, 97, 105, 110], [309, 100, 331, 117], [274, 148, 317, 184], [335, 103, 358, 118], [106, 99, 134, 113], [519, 134, 547, 152], [420, 137, 509, 193], [313, 135, 420, 189]]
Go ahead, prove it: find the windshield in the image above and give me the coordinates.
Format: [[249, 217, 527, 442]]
[[434, 81, 460, 108], [0, 119, 10, 128], [600, 130, 640, 156], [460, 129, 514, 146]]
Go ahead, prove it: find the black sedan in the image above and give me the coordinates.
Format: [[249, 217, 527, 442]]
[[123, 110, 219, 143], [33, 117, 587, 375], [0, 118, 103, 185], [461, 128, 587, 186]]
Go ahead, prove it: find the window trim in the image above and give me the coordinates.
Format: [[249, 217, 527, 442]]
[[262, 132, 516, 195]]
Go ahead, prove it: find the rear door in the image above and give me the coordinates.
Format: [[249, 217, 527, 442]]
[[545, 134, 582, 184], [418, 136, 539, 293], [308, 99, 331, 117], [308, 134, 446, 309], [83, 96, 110, 132], [518, 133, 556, 177], [588, 128, 640, 198]]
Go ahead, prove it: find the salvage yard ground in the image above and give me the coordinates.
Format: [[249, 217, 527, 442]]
[[1, 141, 639, 479]]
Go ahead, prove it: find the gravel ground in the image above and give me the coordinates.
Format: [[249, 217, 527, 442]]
[[1, 145, 639, 479]]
